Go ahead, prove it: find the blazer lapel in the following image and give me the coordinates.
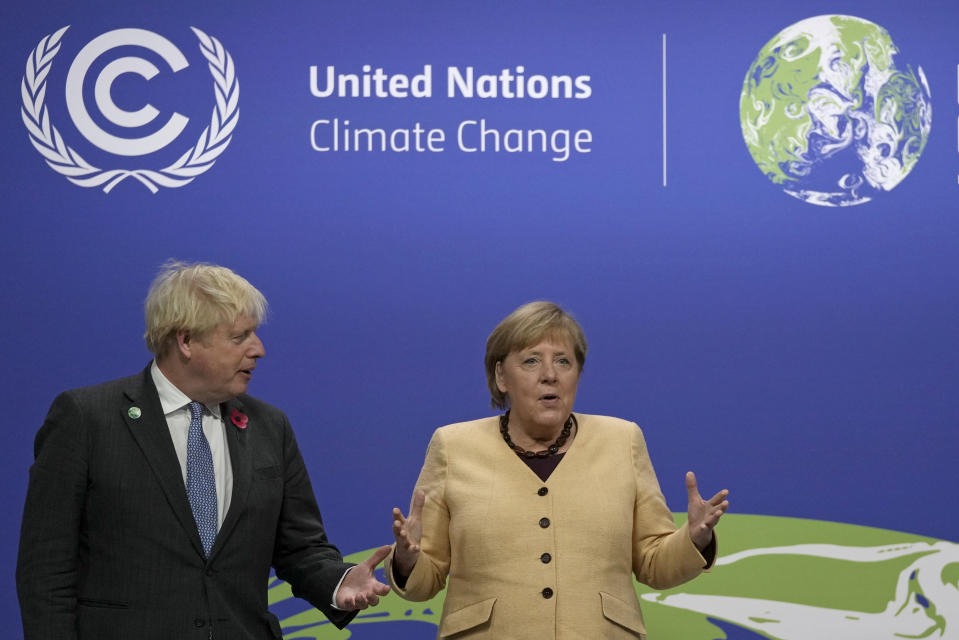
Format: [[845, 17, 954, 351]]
[[122, 365, 207, 559], [213, 397, 252, 557]]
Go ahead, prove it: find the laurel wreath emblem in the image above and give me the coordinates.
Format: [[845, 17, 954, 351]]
[[20, 26, 239, 193]]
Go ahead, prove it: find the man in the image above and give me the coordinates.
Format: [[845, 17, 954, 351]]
[[16, 261, 389, 639]]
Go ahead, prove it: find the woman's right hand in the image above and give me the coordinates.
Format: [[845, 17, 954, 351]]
[[391, 490, 426, 578]]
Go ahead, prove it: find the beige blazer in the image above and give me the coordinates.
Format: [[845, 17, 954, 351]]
[[388, 413, 708, 639]]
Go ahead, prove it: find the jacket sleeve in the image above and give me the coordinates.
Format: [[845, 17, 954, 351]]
[[387, 428, 451, 601], [17, 391, 89, 640], [629, 423, 709, 590], [270, 416, 356, 629]]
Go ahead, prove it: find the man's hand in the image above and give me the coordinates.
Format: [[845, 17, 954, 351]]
[[335, 546, 391, 610], [391, 490, 425, 578], [686, 471, 729, 551]]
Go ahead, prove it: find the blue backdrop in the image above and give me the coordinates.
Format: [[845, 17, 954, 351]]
[[2, 1, 957, 638]]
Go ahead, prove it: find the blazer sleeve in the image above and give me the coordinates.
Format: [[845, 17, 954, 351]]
[[270, 416, 356, 629], [17, 391, 89, 640], [387, 428, 451, 601], [629, 423, 708, 590]]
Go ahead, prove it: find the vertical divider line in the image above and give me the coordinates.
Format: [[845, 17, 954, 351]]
[[663, 33, 667, 187]]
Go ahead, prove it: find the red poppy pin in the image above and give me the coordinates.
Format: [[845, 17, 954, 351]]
[[230, 408, 248, 429]]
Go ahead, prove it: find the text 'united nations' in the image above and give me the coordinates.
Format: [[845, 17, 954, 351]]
[[310, 65, 592, 99]]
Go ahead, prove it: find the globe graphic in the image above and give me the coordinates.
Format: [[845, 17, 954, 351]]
[[740, 15, 932, 206]]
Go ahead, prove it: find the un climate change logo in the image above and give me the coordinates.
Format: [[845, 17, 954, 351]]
[[740, 15, 931, 206], [20, 27, 239, 193]]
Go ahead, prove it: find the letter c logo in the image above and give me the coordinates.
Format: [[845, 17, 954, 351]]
[[65, 28, 189, 156]]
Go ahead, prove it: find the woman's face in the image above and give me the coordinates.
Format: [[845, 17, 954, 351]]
[[495, 334, 580, 434]]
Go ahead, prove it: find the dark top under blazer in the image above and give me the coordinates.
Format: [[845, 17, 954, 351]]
[[16, 365, 355, 640]]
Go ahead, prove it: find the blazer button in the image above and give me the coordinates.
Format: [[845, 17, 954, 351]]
[[194, 618, 206, 628], [540, 553, 552, 563], [542, 587, 554, 599], [537, 487, 548, 496], [539, 517, 550, 528]]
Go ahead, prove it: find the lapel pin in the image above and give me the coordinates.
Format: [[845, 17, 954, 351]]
[[230, 408, 248, 429], [128, 406, 142, 419]]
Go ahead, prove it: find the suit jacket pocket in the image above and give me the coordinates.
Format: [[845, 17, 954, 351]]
[[599, 591, 646, 638], [439, 597, 496, 637], [255, 465, 282, 479], [78, 597, 130, 609]]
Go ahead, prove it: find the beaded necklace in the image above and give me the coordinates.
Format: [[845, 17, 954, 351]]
[[499, 410, 576, 458]]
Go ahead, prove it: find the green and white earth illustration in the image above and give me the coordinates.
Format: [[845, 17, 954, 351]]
[[740, 15, 932, 206], [270, 514, 958, 639]]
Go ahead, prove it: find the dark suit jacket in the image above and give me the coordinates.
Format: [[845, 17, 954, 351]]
[[16, 365, 356, 640]]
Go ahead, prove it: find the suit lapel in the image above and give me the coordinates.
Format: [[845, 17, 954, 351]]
[[214, 397, 252, 557], [122, 365, 207, 559]]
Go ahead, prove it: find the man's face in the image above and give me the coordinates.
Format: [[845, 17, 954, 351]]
[[185, 315, 265, 404]]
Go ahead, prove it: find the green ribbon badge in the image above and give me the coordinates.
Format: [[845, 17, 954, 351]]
[[128, 406, 142, 420]]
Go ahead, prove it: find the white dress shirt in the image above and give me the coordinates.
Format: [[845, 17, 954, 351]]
[[151, 361, 233, 528], [149, 362, 351, 606]]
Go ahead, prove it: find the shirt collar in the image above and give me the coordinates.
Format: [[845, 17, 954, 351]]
[[150, 360, 222, 420]]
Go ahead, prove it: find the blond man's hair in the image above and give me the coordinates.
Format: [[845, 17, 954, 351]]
[[144, 260, 267, 356]]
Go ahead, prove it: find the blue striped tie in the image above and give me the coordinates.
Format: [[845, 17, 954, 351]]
[[187, 401, 218, 556]]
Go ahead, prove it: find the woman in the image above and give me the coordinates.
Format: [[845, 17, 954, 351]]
[[388, 301, 728, 639]]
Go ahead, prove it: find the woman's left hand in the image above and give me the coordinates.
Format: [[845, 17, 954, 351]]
[[685, 471, 729, 551]]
